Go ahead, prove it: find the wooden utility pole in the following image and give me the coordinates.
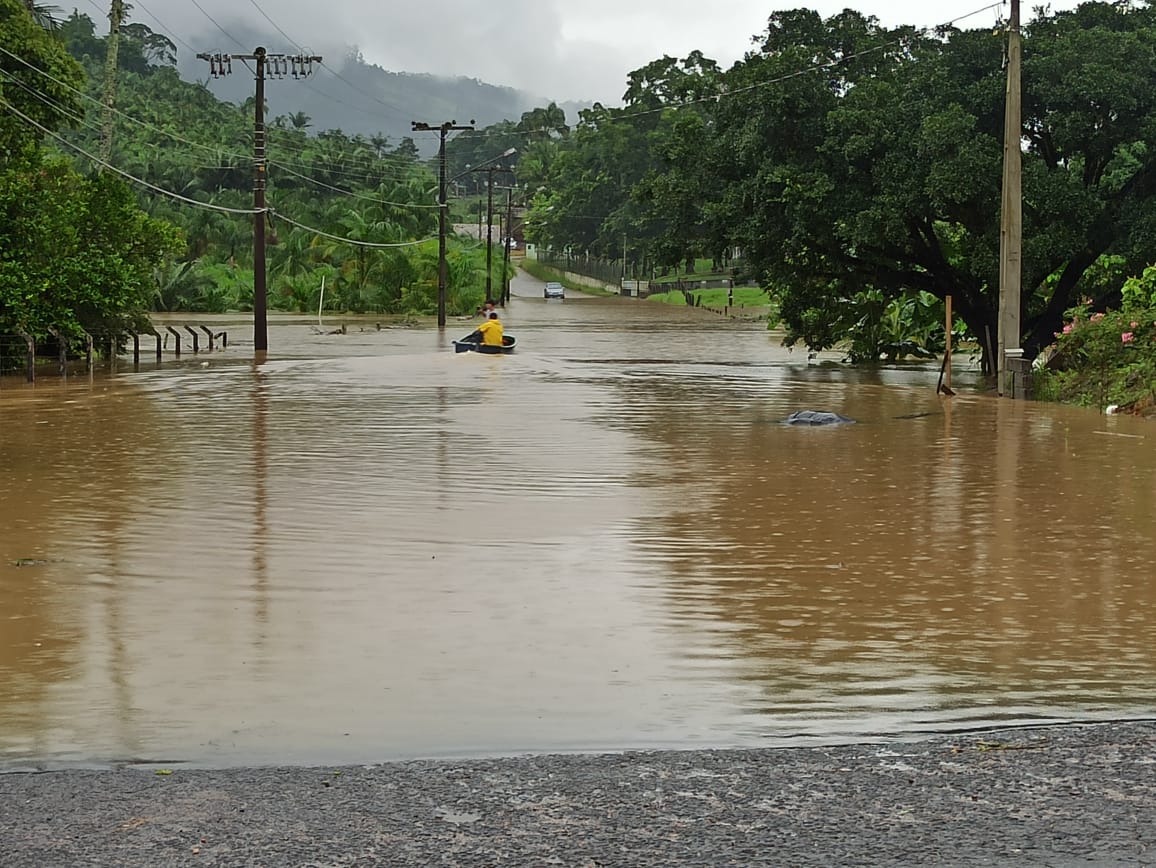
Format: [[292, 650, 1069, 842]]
[[463, 164, 507, 304], [412, 120, 475, 328], [998, 0, 1023, 395], [196, 49, 321, 352], [501, 187, 514, 305], [99, 0, 126, 166], [484, 167, 497, 303]]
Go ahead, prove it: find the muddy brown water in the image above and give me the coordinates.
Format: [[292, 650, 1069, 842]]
[[2, 273, 1155, 769]]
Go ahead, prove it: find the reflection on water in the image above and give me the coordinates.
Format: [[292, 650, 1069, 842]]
[[2, 276, 1155, 768]]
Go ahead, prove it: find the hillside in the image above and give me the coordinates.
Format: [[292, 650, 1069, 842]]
[[182, 48, 547, 151]]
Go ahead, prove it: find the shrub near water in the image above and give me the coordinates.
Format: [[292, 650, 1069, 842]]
[[1037, 267, 1156, 414]]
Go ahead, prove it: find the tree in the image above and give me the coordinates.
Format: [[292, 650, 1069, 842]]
[[20, 0, 59, 30], [0, 157, 183, 342], [647, 4, 1154, 371], [1, 0, 85, 158]]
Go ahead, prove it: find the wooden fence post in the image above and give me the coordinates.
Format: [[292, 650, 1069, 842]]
[[20, 332, 35, 382]]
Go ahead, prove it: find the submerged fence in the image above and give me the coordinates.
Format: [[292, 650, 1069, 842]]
[[0, 325, 228, 383]]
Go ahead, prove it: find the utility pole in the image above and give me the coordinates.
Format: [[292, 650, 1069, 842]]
[[197, 48, 321, 352], [998, 0, 1022, 395], [99, 0, 126, 166], [501, 187, 514, 305], [412, 120, 475, 328], [485, 169, 496, 303], [468, 164, 503, 304]]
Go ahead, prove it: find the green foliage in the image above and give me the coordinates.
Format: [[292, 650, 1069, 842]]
[[0, 156, 183, 342], [0, 0, 85, 159], [1036, 299, 1156, 411], [845, 290, 945, 363], [645, 287, 772, 308], [1121, 264, 1156, 309], [526, 2, 1156, 377]]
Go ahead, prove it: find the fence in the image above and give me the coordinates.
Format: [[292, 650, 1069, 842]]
[[537, 250, 624, 287], [1, 325, 228, 383]]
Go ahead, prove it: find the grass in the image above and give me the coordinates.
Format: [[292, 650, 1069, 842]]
[[518, 259, 618, 297], [649, 258, 736, 284], [646, 287, 773, 308]]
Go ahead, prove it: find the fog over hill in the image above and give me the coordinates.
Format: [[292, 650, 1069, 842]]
[[173, 24, 588, 153]]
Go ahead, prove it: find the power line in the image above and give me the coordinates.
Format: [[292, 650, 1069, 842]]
[[2, 89, 441, 251], [317, 61, 412, 123], [244, 0, 304, 53], [2, 86, 444, 252], [187, 0, 247, 51], [412, 118, 475, 327], [267, 161, 439, 208], [0, 44, 430, 199], [267, 210, 437, 248], [131, 0, 202, 59], [196, 47, 323, 351], [0, 97, 263, 214], [460, 1, 1006, 139]]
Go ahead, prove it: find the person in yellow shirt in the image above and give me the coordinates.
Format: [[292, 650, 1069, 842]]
[[476, 311, 504, 347]]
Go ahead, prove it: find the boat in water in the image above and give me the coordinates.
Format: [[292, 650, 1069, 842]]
[[453, 334, 516, 354]]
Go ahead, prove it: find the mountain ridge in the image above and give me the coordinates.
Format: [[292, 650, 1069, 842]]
[[175, 44, 590, 153]]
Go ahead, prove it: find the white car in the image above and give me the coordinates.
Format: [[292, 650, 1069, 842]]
[[544, 281, 565, 299]]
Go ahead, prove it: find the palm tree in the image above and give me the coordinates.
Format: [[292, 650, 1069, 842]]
[[22, 0, 63, 29], [288, 111, 312, 131]]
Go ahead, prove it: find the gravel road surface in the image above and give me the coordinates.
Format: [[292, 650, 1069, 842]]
[[3, 721, 1154, 867]]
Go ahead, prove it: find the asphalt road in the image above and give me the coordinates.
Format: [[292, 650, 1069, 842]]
[[3, 721, 1154, 867]]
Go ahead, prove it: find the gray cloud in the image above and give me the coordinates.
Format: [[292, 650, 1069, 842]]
[[130, 0, 1084, 104]]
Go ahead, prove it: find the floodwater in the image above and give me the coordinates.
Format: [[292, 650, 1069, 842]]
[[2, 271, 1155, 770]]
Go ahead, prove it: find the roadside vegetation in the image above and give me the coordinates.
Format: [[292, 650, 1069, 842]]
[[1035, 267, 1156, 417], [517, 259, 615, 297], [1, 1, 531, 368], [4, 1, 1156, 409], [498, 2, 1156, 398]]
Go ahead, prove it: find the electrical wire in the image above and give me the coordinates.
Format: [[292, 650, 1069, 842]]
[[187, 0, 248, 51], [268, 161, 439, 208], [1, 96, 439, 249], [130, 0, 202, 59], [1, 70, 243, 179], [316, 61, 412, 123], [185, 0, 412, 124], [267, 210, 437, 248], [0, 96, 264, 214], [244, 0, 304, 53], [457, 0, 1007, 138], [0, 45, 432, 192]]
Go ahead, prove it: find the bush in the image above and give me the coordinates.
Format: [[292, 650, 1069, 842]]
[[1036, 298, 1156, 413]]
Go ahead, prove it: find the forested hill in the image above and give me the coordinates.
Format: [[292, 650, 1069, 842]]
[[148, 15, 587, 149], [182, 47, 548, 150]]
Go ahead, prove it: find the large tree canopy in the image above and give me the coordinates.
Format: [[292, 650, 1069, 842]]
[[531, 2, 1156, 372], [1, 0, 181, 345], [0, 0, 83, 160]]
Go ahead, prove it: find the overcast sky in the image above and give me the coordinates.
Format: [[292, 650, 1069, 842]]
[[121, 0, 1085, 103]]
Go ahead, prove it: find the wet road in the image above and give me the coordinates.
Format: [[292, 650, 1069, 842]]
[[2, 269, 1155, 769]]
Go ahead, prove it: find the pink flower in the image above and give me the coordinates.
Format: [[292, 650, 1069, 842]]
[[1131, 321, 1139, 328], [1122, 332, 1134, 343], [1062, 323, 1074, 334], [1091, 312, 1105, 322]]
